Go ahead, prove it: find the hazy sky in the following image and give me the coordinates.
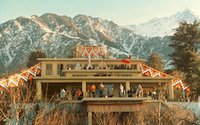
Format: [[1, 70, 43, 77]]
[[1, 0, 200, 25]]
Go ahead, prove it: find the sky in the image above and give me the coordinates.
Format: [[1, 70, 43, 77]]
[[1, 0, 200, 25]]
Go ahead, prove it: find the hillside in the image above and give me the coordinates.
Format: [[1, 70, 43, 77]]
[[0, 13, 172, 75]]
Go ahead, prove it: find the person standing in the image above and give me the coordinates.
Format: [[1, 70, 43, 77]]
[[86, 85, 91, 97], [119, 84, 124, 97], [99, 83, 104, 97], [91, 84, 96, 97], [60, 88, 66, 100], [138, 84, 143, 97]]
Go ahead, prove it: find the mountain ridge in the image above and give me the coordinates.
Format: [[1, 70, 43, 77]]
[[0, 13, 176, 75], [126, 9, 199, 37]]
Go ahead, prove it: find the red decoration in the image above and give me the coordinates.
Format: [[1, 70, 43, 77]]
[[0, 63, 41, 92], [121, 59, 130, 64]]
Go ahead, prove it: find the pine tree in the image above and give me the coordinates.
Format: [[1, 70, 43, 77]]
[[170, 21, 200, 81], [27, 50, 46, 68], [147, 52, 164, 71], [170, 21, 200, 97], [170, 21, 200, 71]]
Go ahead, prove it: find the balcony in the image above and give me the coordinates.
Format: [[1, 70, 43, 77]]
[[62, 69, 142, 77]]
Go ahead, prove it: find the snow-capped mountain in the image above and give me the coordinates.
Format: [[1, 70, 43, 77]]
[[0, 13, 172, 75], [126, 9, 199, 37]]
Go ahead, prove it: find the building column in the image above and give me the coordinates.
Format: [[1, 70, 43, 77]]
[[88, 111, 92, 125], [52, 63, 57, 76], [126, 81, 130, 97], [36, 80, 43, 101], [82, 80, 86, 97], [136, 63, 141, 70], [136, 64, 142, 77], [168, 81, 174, 100]]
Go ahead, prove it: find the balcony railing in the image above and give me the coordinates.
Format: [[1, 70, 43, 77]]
[[62, 69, 141, 77]]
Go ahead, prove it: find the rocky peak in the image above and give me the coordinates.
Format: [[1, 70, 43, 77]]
[[172, 9, 199, 22]]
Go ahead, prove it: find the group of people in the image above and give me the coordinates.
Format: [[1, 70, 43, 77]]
[[151, 87, 167, 101], [123, 84, 164, 100], [56, 84, 165, 101], [86, 83, 144, 98], [64, 62, 136, 71], [86, 83, 110, 97], [126, 84, 144, 97], [58, 88, 83, 101]]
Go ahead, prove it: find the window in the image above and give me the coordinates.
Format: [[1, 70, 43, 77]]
[[46, 64, 52, 75], [57, 64, 63, 75]]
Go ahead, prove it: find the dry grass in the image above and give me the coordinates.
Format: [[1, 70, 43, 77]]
[[92, 102, 198, 125], [0, 81, 198, 125]]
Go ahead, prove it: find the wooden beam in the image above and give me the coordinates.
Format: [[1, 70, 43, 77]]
[[88, 112, 92, 125], [168, 81, 174, 100], [36, 80, 43, 101], [82, 80, 86, 97], [126, 81, 130, 97]]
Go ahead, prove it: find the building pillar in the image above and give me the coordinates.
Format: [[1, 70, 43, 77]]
[[36, 80, 43, 101], [88, 112, 92, 125], [126, 81, 130, 97], [136, 64, 142, 77], [82, 80, 86, 97], [136, 63, 141, 70], [168, 81, 174, 100], [52, 63, 57, 76]]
